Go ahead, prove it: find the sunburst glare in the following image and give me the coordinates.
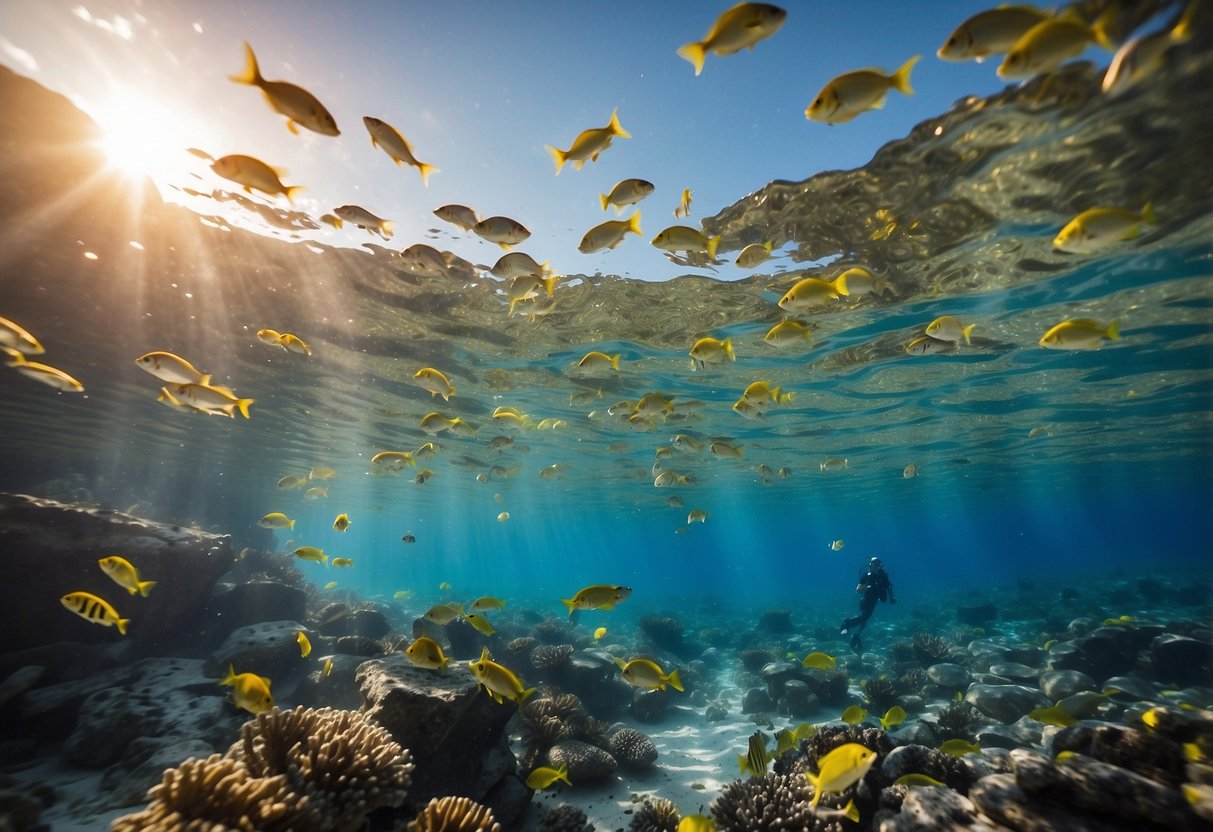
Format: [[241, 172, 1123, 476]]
[[91, 90, 201, 189]]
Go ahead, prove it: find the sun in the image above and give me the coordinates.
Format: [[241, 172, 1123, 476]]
[[92, 91, 198, 187]]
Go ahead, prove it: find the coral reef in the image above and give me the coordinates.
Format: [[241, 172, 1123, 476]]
[[888, 640, 917, 666], [912, 632, 955, 664], [539, 803, 594, 831], [407, 796, 502, 832], [530, 643, 575, 671], [534, 618, 575, 644], [934, 702, 983, 742], [861, 676, 903, 712], [739, 648, 775, 673], [639, 615, 686, 653], [809, 669, 850, 707], [629, 796, 682, 831], [710, 771, 845, 831], [609, 727, 658, 769]]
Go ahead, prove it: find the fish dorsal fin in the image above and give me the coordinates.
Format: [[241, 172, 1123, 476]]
[[479, 647, 491, 662]]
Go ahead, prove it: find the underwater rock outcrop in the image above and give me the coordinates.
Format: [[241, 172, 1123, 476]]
[[0, 493, 234, 655], [357, 654, 528, 825]]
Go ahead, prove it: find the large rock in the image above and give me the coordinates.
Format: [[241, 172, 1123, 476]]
[[1150, 634, 1212, 687], [203, 620, 312, 680], [880, 786, 1004, 832], [0, 493, 234, 654], [761, 661, 801, 700], [927, 663, 971, 690], [205, 580, 307, 635], [1051, 627, 1137, 679], [1039, 669, 1095, 701], [357, 654, 526, 824], [987, 662, 1039, 682], [964, 684, 1050, 724]]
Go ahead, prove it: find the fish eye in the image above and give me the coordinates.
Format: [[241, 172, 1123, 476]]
[[813, 97, 822, 107], [947, 37, 957, 47]]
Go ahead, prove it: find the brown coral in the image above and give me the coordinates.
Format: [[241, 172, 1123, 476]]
[[407, 795, 502, 832], [710, 771, 845, 831], [629, 796, 681, 832]]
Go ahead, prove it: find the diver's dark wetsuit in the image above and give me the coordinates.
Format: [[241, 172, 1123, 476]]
[[839, 563, 895, 652]]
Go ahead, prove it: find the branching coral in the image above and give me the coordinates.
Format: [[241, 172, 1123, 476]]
[[114, 707, 413, 832], [407, 796, 501, 832], [739, 648, 775, 673], [540, 803, 594, 831], [530, 643, 575, 670], [535, 618, 575, 644], [861, 677, 902, 712], [629, 797, 681, 832], [710, 771, 845, 831], [912, 632, 954, 664], [935, 702, 982, 742]]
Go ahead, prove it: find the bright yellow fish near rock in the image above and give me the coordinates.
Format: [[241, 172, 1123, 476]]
[[778, 277, 839, 312], [806, 56, 920, 124], [998, 17, 1112, 80], [61, 591, 128, 634], [468, 647, 537, 706], [219, 664, 275, 715], [806, 742, 876, 808], [616, 657, 683, 692], [764, 319, 813, 347], [652, 226, 720, 259], [677, 3, 788, 76], [736, 241, 772, 268], [98, 556, 156, 597], [925, 315, 975, 344], [689, 337, 734, 370], [363, 116, 438, 186], [525, 765, 572, 790], [545, 109, 630, 174], [230, 42, 339, 136], [296, 631, 312, 658], [405, 636, 451, 671], [561, 584, 632, 617]]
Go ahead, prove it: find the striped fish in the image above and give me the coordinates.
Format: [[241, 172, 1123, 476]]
[[737, 730, 772, 777], [60, 592, 129, 634]]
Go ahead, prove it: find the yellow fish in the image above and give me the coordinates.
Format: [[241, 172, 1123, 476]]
[[0, 315, 43, 355], [465, 613, 496, 636], [937, 5, 1050, 62], [1039, 319, 1120, 350], [420, 412, 472, 436], [939, 739, 982, 756], [689, 337, 734, 370], [578, 351, 621, 372], [470, 596, 507, 612], [925, 316, 975, 344], [652, 226, 720, 259], [741, 380, 794, 408], [546, 109, 630, 174], [497, 511, 511, 522], [278, 333, 311, 356], [393, 589, 411, 599], [525, 765, 572, 790], [135, 351, 210, 385], [998, 17, 1112, 80], [425, 603, 464, 625], [468, 647, 537, 705], [1103, 5, 1197, 95], [842, 705, 867, 725], [1054, 204, 1155, 254], [677, 2, 788, 76], [307, 465, 336, 481], [98, 556, 156, 597], [322, 657, 333, 677], [833, 267, 886, 297], [371, 450, 417, 471], [210, 154, 303, 203], [296, 631, 312, 658], [736, 241, 772, 268], [3, 350, 83, 392], [323, 581, 338, 590], [561, 584, 632, 617], [219, 664, 274, 715], [894, 773, 945, 787], [334, 204, 394, 240], [764, 319, 813, 347], [258, 512, 295, 530], [433, 203, 479, 231], [593, 626, 608, 640], [674, 187, 693, 219], [905, 335, 954, 356], [802, 651, 837, 671], [820, 458, 849, 472], [806, 56, 920, 124], [880, 705, 907, 731], [490, 251, 551, 280], [61, 591, 129, 634], [405, 636, 451, 672], [600, 178, 654, 213], [677, 816, 718, 832], [277, 475, 308, 490], [615, 657, 684, 692], [738, 730, 773, 777], [806, 743, 877, 808], [473, 215, 531, 250], [829, 539, 845, 551], [903, 463, 919, 478], [363, 116, 438, 186], [294, 546, 328, 564], [304, 486, 328, 500], [169, 383, 253, 419], [778, 277, 838, 312], [230, 42, 338, 136], [709, 440, 744, 460], [579, 212, 643, 253], [330, 557, 354, 567], [414, 367, 456, 401], [332, 513, 351, 532], [1029, 706, 1077, 728]]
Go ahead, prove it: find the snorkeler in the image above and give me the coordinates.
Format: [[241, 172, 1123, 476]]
[[839, 557, 896, 653]]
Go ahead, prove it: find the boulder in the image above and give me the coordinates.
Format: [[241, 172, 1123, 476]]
[[290, 653, 367, 710], [608, 727, 657, 770], [205, 581, 307, 636], [1150, 634, 1212, 687], [705, 704, 728, 722], [741, 687, 773, 715], [964, 684, 1050, 724], [987, 662, 1039, 682], [1052, 627, 1137, 679], [780, 679, 816, 717], [1051, 724, 1186, 787], [1056, 691, 1111, 719], [356, 654, 524, 822], [98, 737, 214, 809], [0, 665, 45, 708], [0, 493, 234, 654], [1039, 669, 1096, 701], [203, 620, 312, 680], [957, 603, 997, 627], [546, 740, 617, 781], [926, 663, 971, 690], [881, 785, 1004, 832], [761, 661, 801, 700], [1101, 675, 1157, 702]]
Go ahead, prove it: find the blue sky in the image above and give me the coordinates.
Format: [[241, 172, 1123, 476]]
[[0, 1, 1105, 281]]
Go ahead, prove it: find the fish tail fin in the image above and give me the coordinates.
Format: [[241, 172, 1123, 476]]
[[782, 390, 796, 404], [447, 385, 457, 399], [2, 347, 25, 366], [283, 185, 305, 205], [1141, 201, 1156, 225], [677, 41, 707, 76], [1172, 1, 1198, 41], [331, 217, 344, 229], [600, 192, 609, 211], [199, 373, 213, 386], [229, 42, 263, 86], [288, 519, 296, 529], [706, 235, 721, 260], [610, 354, 621, 371], [807, 772, 822, 807], [417, 163, 438, 187], [518, 687, 538, 706], [1090, 7, 1119, 51], [892, 54, 921, 95], [724, 338, 735, 361], [627, 211, 643, 237], [1106, 320, 1121, 341], [137, 580, 157, 597], [545, 145, 566, 175], [962, 324, 975, 345], [236, 398, 254, 419], [843, 799, 859, 823], [608, 108, 630, 139], [508, 298, 521, 317], [666, 669, 684, 692], [221, 664, 237, 686], [439, 656, 451, 673], [561, 598, 576, 617], [763, 240, 773, 253], [542, 275, 559, 297], [116, 617, 130, 635], [833, 275, 849, 296], [737, 754, 751, 775], [381, 221, 395, 239]]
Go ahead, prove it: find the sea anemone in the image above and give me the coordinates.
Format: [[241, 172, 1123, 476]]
[[629, 797, 681, 831], [934, 702, 982, 741], [505, 636, 537, 660], [407, 795, 502, 832], [896, 667, 928, 695], [912, 632, 954, 664], [334, 635, 386, 656]]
